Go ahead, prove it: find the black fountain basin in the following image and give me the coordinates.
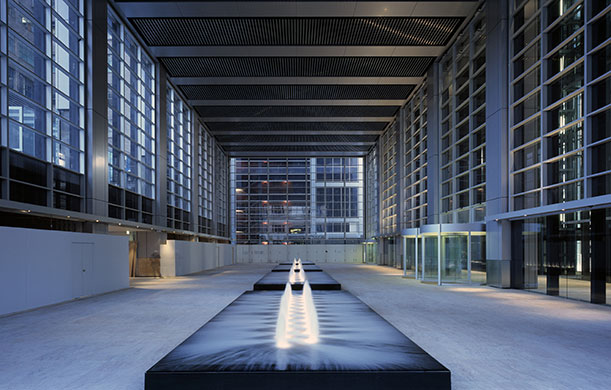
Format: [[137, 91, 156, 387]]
[[254, 271, 341, 290], [279, 261, 315, 265], [145, 290, 450, 390], [272, 264, 322, 272]]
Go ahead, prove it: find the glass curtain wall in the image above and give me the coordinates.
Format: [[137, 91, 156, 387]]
[[380, 121, 399, 266], [365, 147, 379, 263], [312, 158, 363, 243], [232, 158, 363, 244], [403, 80, 429, 230], [1, 0, 85, 211], [214, 145, 229, 237], [107, 7, 156, 223], [508, 0, 610, 304], [198, 123, 214, 234], [514, 208, 611, 304], [166, 84, 191, 230], [381, 121, 399, 236], [439, 8, 487, 223], [510, 0, 611, 209], [402, 81, 429, 275], [365, 147, 379, 239]]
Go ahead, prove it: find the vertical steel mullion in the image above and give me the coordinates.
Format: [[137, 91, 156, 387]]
[[437, 225, 442, 286], [582, 0, 591, 199], [402, 235, 407, 277], [421, 234, 425, 281], [415, 232, 419, 280], [468, 231, 472, 283]]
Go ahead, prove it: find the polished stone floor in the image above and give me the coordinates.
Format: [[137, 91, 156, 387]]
[[1, 263, 610, 389]]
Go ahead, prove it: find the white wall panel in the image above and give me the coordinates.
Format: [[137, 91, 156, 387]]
[[160, 241, 233, 276], [236, 245, 363, 263], [0, 227, 129, 316]]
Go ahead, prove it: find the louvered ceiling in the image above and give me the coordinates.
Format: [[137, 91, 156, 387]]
[[195, 105, 400, 118], [115, 1, 479, 156], [160, 57, 434, 77], [207, 122, 388, 132], [130, 17, 463, 46]]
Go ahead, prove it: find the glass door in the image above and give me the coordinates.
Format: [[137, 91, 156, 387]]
[[441, 234, 469, 283]]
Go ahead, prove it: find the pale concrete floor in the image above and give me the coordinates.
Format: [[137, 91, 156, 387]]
[[0, 263, 610, 389], [321, 264, 611, 390], [0, 264, 273, 390]]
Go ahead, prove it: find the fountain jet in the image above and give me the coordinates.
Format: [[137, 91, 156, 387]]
[[275, 280, 319, 349], [302, 281, 319, 344], [275, 283, 292, 349]]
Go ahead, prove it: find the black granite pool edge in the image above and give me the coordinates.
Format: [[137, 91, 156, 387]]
[[146, 370, 450, 390]]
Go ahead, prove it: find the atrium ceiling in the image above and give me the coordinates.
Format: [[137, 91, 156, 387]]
[[114, 1, 479, 156]]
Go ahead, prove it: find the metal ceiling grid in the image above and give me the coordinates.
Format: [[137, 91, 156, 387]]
[[113, 1, 478, 156], [130, 17, 463, 46], [215, 134, 379, 143], [159, 56, 434, 77], [222, 144, 369, 152], [206, 121, 388, 132], [180, 84, 415, 100], [194, 105, 400, 118]]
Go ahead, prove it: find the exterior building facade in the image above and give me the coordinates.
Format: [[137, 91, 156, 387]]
[[0, 1, 231, 242], [231, 158, 364, 245], [372, 0, 610, 304]]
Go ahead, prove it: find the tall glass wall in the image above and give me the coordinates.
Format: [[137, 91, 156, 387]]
[[166, 84, 191, 230], [107, 7, 156, 223], [402, 80, 428, 229], [312, 158, 363, 243], [214, 146, 229, 237], [232, 158, 363, 244], [439, 8, 487, 223], [365, 147, 379, 263], [380, 121, 399, 236], [1, 0, 85, 211], [380, 121, 399, 266], [513, 208, 611, 304], [198, 124, 214, 234], [510, 0, 611, 210], [365, 147, 379, 239]]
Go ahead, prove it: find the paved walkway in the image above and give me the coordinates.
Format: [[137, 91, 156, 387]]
[[322, 263, 611, 390], [0, 263, 610, 389], [0, 264, 272, 390]]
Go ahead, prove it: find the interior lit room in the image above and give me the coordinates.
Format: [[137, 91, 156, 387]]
[[0, 1, 610, 389]]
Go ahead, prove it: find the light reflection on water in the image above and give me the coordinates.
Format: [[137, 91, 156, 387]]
[[153, 291, 442, 372], [275, 282, 319, 350]]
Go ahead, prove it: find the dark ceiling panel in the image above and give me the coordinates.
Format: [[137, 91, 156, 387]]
[[131, 17, 463, 46], [161, 56, 433, 77], [206, 121, 387, 132], [181, 84, 414, 100], [222, 144, 370, 152], [215, 134, 379, 143], [195, 105, 400, 118], [116, 1, 466, 2]]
